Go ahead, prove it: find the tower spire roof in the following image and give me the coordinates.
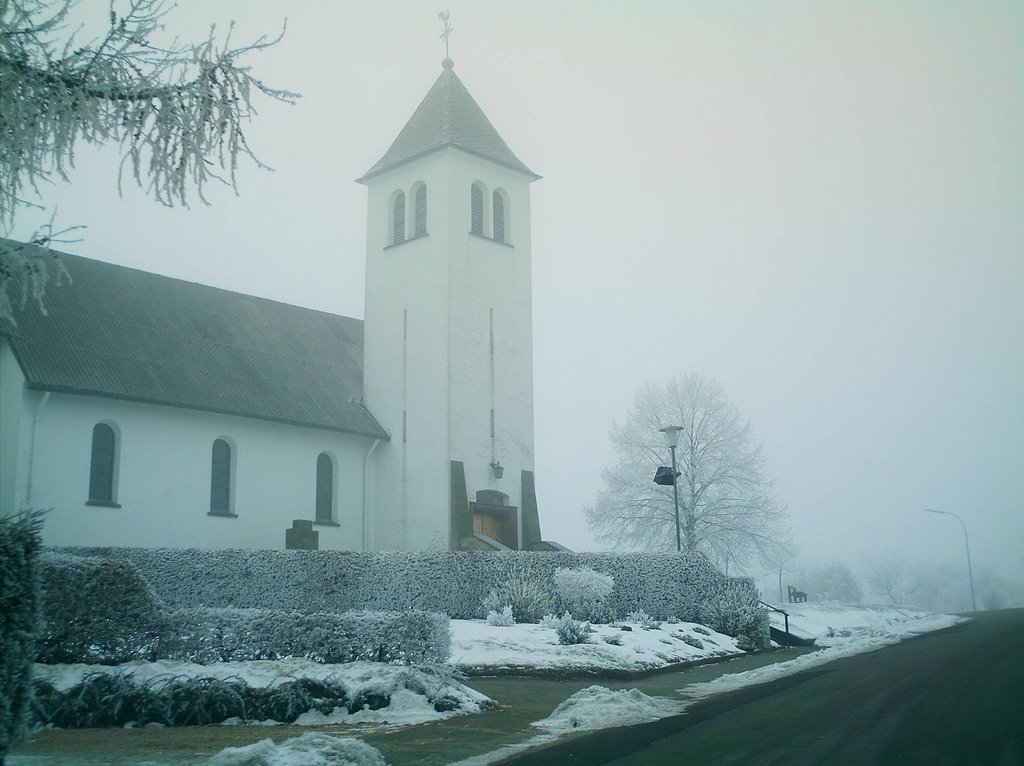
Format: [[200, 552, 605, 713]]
[[359, 61, 539, 182]]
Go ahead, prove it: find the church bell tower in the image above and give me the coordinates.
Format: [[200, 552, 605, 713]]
[[359, 56, 542, 551]]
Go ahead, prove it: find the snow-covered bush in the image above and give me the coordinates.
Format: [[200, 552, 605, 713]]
[[625, 609, 660, 629], [1, 510, 44, 762], [698, 578, 767, 648], [481, 566, 553, 623], [552, 613, 592, 645], [485, 606, 515, 627], [553, 567, 614, 622], [30, 663, 479, 729], [692, 625, 711, 636], [680, 634, 704, 650]]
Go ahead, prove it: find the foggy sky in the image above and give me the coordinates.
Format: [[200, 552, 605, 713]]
[[13, 1, 1023, 582]]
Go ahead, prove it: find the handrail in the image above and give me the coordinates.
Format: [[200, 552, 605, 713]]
[[758, 600, 791, 648]]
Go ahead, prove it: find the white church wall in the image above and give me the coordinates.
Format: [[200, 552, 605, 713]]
[[363, 147, 536, 551], [445, 151, 535, 538], [364, 152, 455, 551], [24, 391, 373, 550]]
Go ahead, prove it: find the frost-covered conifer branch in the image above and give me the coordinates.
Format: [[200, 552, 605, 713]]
[[0, 0, 298, 325]]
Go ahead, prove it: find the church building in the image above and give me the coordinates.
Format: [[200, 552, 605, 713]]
[[0, 57, 549, 553]]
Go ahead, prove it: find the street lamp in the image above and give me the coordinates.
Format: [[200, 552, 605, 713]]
[[924, 508, 977, 612], [659, 426, 683, 552]]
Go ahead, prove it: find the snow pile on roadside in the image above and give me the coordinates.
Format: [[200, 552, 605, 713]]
[[207, 732, 386, 766], [450, 619, 740, 674], [767, 603, 962, 646], [532, 685, 683, 734]]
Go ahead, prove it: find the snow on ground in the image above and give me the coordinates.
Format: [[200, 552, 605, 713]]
[[449, 619, 741, 674], [450, 605, 965, 765], [767, 602, 955, 646]]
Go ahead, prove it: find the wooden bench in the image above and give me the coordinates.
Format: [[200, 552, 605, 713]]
[[787, 585, 807, 603]]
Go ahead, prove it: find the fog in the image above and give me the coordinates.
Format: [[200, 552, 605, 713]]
[[13, 2, 1022, 584]]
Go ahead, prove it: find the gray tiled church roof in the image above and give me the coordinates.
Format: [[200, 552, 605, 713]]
[[360, 60, 539, 181], [1, 242, 388, 439]]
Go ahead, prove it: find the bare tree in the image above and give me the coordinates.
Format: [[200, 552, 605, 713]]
[[761, 538, 800, 603], [0, 0, 298, 323], [584, 374, 789, 570], [800, 560, 863, 603], [861, 551, 917, 605]]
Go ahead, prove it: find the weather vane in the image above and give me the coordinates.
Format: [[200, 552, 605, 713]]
[[438, 10, 454, 60]]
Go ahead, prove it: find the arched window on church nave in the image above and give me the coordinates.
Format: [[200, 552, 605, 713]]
[[493, 189, 509, 243], [391, 190, 406, 245], [87, 421, 119, 506], [413, 183, 427, 238], [470, 182, 486, 236], [315, 452, 335, 523], [210, 438, 234, 515]]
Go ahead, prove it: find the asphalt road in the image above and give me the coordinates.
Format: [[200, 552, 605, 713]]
[[500, 609, 1024, 766]]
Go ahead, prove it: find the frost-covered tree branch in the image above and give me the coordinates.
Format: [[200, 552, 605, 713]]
[[0, 0, 299, 324], [584, 374, 790, 572]]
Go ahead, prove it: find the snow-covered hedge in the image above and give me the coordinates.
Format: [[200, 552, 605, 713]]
[[54, 547, 751, 626], [162, 608, 450, 665], [37, 553, 450, 666], [38, 551, 167, 664]]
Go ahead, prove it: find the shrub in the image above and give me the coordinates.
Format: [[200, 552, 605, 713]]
[[692, 625, 712, 636], [698, 578, 767, 647], [481, 566, 553, 623], [625, 609, 660, 629], [680, 634, 704, 650], [1, 510, 44, 762], [485, 606, 515, 627], [552, 613, 591, 645], [553, 567, 613, 621]]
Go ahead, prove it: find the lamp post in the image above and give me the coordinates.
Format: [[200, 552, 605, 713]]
[[924, 508, 977, 612], [660, 426, 683, 552]]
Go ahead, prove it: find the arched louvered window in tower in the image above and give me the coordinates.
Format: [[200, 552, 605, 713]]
[[392, 191, 406, 244], [493, 191, 506, 243], [470, 183, 484, 235], [88, 423, 116, 504], [414, 184, 427, 237], [210, 439, 232, 513], [316, 452, 334, 522]]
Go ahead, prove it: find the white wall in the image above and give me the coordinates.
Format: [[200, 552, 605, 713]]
[[23, 391, 376, 550]]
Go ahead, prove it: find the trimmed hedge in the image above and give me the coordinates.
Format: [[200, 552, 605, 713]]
[[54, 547, 754, 623], [162, 608, 451, 665], [1, 511, 44, 762], [38, 553, 450, 666]]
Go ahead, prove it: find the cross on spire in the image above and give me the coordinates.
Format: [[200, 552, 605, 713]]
[[438, 10, 454, 63]]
